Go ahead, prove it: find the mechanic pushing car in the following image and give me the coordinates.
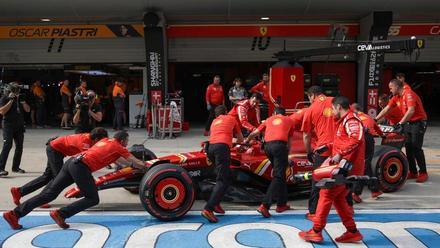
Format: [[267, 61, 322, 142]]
[[3, 131, 145, 230], [299, 96, 365, 244], [351, 103, 384, 202], [376, 79, 428, 183], [301, 86, 336, 220], [378, 94, 402, 125], [9, 128, 108, 208], [245, 107, 295, 217], [201, 105, 244, 223], [228, 93, 261, 136]]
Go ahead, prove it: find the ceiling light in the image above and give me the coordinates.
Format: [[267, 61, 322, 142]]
[[260, 17, 270, 21], [41, 18, 51, 22]]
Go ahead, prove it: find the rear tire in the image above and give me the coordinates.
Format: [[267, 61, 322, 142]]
[[123, 145, 157, 194], [139, 163, 195, 221], [372, 145, 408, 193]]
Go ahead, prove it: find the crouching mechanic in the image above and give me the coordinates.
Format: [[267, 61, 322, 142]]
[[3, 131, 145, 230], [201, 105, 244, 223], [245, 107, 295, 217], [299, 96, 365, 243], [10, 127, 108, 207]]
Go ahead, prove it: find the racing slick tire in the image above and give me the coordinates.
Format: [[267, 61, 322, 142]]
[[124, 145, 157, 194], [139, 163, 195, 221], [372, 145, 409, 193]]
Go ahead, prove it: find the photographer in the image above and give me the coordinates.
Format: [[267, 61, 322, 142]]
[[0, 83, 30, 176], [73, 90, 102, 134]]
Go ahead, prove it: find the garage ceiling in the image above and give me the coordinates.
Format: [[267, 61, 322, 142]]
[[0, 0, 439, 24]]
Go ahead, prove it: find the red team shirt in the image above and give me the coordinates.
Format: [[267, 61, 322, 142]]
[[331, 111, 365, 176], [357, 112, 384, 136], [50, 134, 93, 156], [387, 88, 427, 122], [81, 138, 131, 172], [209, 115, 242, 147], [384, 106, 403, 125], [301, 94, 336, 156], [257, 114, 295, 142], [205, 84, 224, 106], [228, 99, 260, 132], [250, 81, 270, 102]]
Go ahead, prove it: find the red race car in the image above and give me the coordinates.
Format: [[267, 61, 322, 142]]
[[65, 125, 408, 221]]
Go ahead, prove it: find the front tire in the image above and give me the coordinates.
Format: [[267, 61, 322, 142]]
[[372, 145, 409, 193], [123, 145, 157, 194], [139, 163, 195, 221]]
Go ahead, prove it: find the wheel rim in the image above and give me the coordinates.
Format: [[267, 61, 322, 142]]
[[383, 157, 403, 184], [154, 178, 186, 210]]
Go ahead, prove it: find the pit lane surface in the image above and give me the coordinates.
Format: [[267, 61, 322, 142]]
[[1, 210, 440, 247], [1, 126, 440, 247]]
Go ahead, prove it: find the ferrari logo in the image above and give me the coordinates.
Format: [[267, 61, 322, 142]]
[[213, 120, 223, 126], [417, 39, 424, 48], [206, 158, 213, 166], [323, 107, 333, 117], [272, 118, 282, 125], [260, 27, 267, 36], [290, 75, 296, 82]]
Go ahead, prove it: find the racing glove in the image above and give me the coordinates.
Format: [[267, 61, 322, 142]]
[[393, 123, 404, 134], [307, 152, 315, 163]]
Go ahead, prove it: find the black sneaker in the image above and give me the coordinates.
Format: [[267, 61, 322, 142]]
[[0, 170, 8, 176], [12, 169, 25, 174]]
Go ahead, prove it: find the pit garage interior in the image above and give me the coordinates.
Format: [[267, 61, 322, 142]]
[[1, 1, 440, 126]]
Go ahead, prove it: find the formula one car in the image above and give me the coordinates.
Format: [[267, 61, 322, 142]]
[[65, 125, 408, 221]]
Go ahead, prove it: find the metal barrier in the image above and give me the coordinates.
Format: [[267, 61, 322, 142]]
[[148, 97, 184, 139]]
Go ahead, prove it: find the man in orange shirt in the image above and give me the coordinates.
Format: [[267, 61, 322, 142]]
[[376, 79, 428, 182], [3, 131, 145, 230], [300, 96, 364, 244], [205, 75, 225, 136], [351, 103, 384, 202], [246, 107, 295, 217], [112, 79, 126, 130], [378, 94, 402, 125], [10, 128, 108, 207], [250, 73, 270, 120], [301, 86, 336, 219], [32, 80, 46, 128], [60, 80, 73, 129], [201, 106, 243, 223]]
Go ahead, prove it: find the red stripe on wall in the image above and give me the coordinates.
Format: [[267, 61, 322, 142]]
[[167, 24, 359, 38]]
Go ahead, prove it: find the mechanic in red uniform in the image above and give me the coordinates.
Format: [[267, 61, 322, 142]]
[[228, 93, 261, 136], [245, 107, 295, 217], [3, 131, 145, 230], [351, 103, 384, 202], [201, 105, 244, 223], [10, 127, 108, 207], [299, 96, 364, 243], [250, 73, 270, 120], [396, 72, 412, 91], [301, 86, 336, 220], [205, 75, 225, 136], [376, 79, 428, 182], [378, 94, 402, 125]]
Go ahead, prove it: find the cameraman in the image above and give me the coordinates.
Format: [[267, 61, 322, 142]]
[[73, 90, 102, 134], [0, 83, 30, 176]]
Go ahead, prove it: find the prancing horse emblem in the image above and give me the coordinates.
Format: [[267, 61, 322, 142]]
[[260, 27, 267, 36], [290, 75, 296, 82]]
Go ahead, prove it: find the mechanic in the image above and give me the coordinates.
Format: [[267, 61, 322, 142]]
[[32, 80, 46, 128], [112, 79, 126, 131], [60, 79, 73, 129], [377, 94, 402, 125], [0, 82, 31, 176], [228, 93, 261, 136], [228, 77, 247, 106], [250, 73, 270, 120], [201, 105, 244, 223], [351, 103, 384, 202], [9, 127, 108, 208], [73, 90, 103, 133], [204, 75, 225, 136], [299, 96, 364, 243], [396, 72, 411, 90], [301, 86, 336, 220], [3, 131, 145, 230], [376, 79, 428, 183], [245, 107, 295, 217]]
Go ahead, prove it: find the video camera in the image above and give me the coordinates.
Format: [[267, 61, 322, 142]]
[[74, 89, 93, 110], [1, 82, 29, 101]]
